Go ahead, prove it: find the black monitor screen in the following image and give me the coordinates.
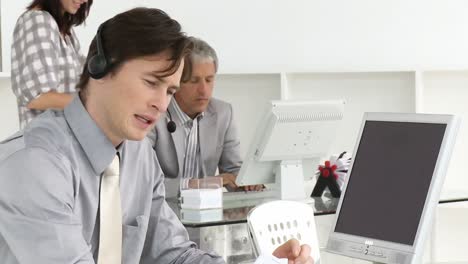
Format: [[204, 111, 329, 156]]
[[334, 121, 446, 245]]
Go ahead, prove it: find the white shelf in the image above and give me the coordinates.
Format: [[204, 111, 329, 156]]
[[0, 72, 10, 78]]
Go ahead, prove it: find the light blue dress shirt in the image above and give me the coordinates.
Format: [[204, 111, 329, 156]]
[[0, 96, 224, 264]]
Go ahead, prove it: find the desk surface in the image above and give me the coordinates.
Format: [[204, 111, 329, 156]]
[[167, 189, 468, 228], [169, 191, 468, 264], [168, 195, 339, 227], [439, 189, 468, 204]]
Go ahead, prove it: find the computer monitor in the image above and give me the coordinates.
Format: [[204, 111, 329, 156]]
[[326, 113, 460, 264], [235, 100, 345, 200]]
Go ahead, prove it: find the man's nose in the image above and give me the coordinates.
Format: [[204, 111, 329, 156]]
[[151, 91, 170, 112], [197, 81, 209, 95]]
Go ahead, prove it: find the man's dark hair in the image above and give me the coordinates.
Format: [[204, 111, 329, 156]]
[[77, 7, 192, 92], [27, 0, 93, 36]]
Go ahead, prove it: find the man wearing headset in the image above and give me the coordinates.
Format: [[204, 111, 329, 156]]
[[149, 37, 262, 198], [0, 7, 313, 264]]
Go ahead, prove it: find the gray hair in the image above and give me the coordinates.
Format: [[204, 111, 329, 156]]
[[181, 37, 218, 82]]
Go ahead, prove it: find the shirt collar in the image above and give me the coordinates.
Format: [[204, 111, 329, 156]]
[[170, 99, 204, 126], [64, 95, 122, 175]]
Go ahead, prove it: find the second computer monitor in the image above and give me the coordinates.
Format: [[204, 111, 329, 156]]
[[235, 99, 345, 200]]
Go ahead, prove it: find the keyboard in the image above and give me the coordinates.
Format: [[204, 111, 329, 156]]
[[223, 188, 277, 203]]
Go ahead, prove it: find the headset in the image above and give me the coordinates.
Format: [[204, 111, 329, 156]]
[[87, 23, 109, 79]]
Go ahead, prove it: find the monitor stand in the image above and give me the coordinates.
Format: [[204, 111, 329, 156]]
[[275, 160, 307, 200]]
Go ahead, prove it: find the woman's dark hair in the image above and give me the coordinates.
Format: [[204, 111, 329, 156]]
[[27, 0, 93, 36], [77, 7, 192, 91]]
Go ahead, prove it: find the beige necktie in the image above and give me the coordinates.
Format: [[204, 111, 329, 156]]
[[98, 155, 122, 264]]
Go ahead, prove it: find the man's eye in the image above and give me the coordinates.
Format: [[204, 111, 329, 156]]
[[168, 89, 176, 96], [145, 79, 157, 86], [143, 79, 158, 87]]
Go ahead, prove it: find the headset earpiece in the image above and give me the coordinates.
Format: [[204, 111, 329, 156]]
[[87, 23, 108, 79]]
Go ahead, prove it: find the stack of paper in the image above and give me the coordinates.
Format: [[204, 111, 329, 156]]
[[254, 255, 288, 264], [180, 188, 223, 209], [180, 208, 223, 222]]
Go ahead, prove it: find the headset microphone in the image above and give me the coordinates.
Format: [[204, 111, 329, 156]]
[[166, 110, 176, 133]]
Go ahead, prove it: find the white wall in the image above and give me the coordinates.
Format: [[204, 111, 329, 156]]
[[421, 71, 468, 194], [0, 78, 18, 140], [69, 0, 468, 72], [3, 0, 468, 73]]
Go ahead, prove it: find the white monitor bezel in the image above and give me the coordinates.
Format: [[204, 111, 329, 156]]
[[327, 112, 460, 263]]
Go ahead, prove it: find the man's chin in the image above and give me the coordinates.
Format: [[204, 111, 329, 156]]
[[126, 130, 150, 142], [126, 135, 145, 142], [195, 103, 209, 113]]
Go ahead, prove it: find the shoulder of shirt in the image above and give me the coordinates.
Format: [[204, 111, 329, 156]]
[[21, 9, 55, 22], [207, 97, 233, 115], [22, 110, 75, 156], [0, 111, 72, 168], [208, 98, 232, 111], [15, 9, 59, 32]]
